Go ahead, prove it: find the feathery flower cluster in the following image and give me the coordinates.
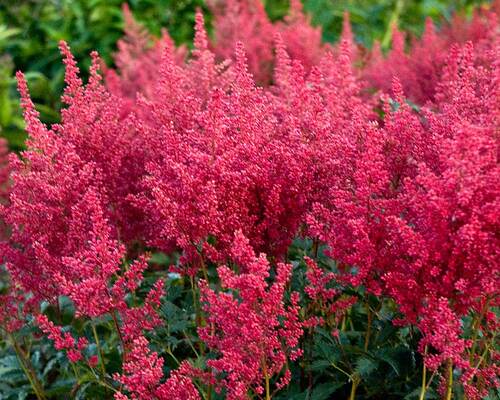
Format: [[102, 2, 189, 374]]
[[303, 257, 356, 329], [364, 3, 499, 105], [37, 314, 89, 363], [0, 138, 9, 200], [207, 0, 326, 84], [109, 0, 330, 94], [114, 337, 200, 400], [0, 276, 31, 334], [198, 232, 303, 399]]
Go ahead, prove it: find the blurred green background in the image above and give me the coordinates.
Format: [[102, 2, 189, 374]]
[[0, 0, 491, 151]]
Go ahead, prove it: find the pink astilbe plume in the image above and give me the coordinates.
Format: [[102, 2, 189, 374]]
[[339, 11, 359, 61], [0, 137, 10, 241], [105, 3, 186, 103], [208, 0, 327, 84], [380, 42, 499, 394], [198, 232, 303, 399], [37, 315, 89, 363], [136, 39, 314, 270], [114, 337, 201, 400], [365, 23, 441, 105], [364, 4, 499, 105], [208, 0, 275, 84], [303, 257, 357, 329], [271, 35, 374, 212], [0, 270, 36, 334], [53, 187, 126, 317], [272, 40, 391, 291], [275, 0, 326, 74], [2, 76, 99, 300], [0, 138, 9, 200], [1, 43, 139, 301], [305, 115, 390, 292]]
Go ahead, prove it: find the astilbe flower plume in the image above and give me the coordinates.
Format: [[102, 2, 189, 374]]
[[364, 3, 499, 105], [105, 3, 187, 105], [0, 137, 9, 200], [207, 0, 275, 84], [208, 0, 328, 84], [272, 35, 374, 206], [303, 257, 357, 330], [384, 41, 499, 323], [2, 43, 144, 302], [37, 314, 89, 363], [2, 42, 169, 388], [198, 231, 303, 399], [136, 25, 314, 270], [294, 46, 391, 292], [273, 0, 326, 73], [0, 273, 35, 334], [0, 137, 10, 240], [380, 42, 499, 394], [114, 337, 200, 400]]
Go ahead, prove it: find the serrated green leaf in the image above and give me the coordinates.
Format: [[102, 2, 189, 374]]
[[310, 382, 344, 400], [355, 357, 377, 378], [310, 359, 332, 371], [374, 348, 401, 376]]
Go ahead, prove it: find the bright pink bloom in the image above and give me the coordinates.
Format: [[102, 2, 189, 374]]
[[115, 336, 200, 400], [198, 233, 303, 399], [37, 314, 87, 363], [364, 5, 499, 104]]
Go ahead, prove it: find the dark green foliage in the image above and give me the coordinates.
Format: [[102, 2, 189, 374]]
[[302, 0, 490, 46]]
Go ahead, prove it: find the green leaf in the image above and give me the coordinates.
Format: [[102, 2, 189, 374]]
[[0, 89, 12, 126], [310, 382, 345, 400], [0, 26, 20, 42], [45, 378, 76, 396], [355, 357, 377, 378], [0, 355, 21, 378], [374, 348, 401, 375]]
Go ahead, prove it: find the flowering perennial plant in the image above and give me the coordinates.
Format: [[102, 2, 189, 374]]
[[364, 3, 499, 105], [0, 1, 498, 399], [198, 232, 303, 399]]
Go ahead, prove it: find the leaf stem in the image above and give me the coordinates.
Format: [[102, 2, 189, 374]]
[[364, 303, 372, 352], [469, 299, 489, 364], [9, 333, 47, 400], [91, 322, 106, 377], [381, 0, 404, 49], [262, 358, 271, 400], [189, 275, 206, 356], [349, 374, 360, 400], [445, 359, 453, 400], [419, 345, 428, 400], [111, 310, 127, 362]]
